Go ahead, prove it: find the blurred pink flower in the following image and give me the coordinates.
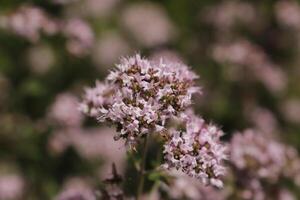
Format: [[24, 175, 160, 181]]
[[92, 32, 131, 68], [48, 93, 83, 127], [281, 99, 300, 124], [121, 3, 175, 47], [247, 107, 278, 134], [230, 130, 286, 181], [6, 6, 58, 42], [229, 129, 300, 199], [0, 174, 25, 200], [275, 0, 300, 29], [63, 18, 94, 56], [212, 39, 287, 94], [163, 111, 227, 188], [278, 189, 296, 200], [48, 127, 127, 176], [48, 130, 72, 155], [204, 1, 257, 31], [71, 128, 126, 176], [27, 45, 55, 75]]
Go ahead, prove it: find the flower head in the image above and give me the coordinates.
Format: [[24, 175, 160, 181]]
[[80, 54, 199, 145], [162, 112, 227, 187]]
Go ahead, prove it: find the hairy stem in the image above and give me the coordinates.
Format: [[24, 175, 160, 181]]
[[136, 135, 148, 200]]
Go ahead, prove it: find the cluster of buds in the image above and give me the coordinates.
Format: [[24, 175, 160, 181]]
[[162, 112, 227, 188], [80, 54, 199, 145]]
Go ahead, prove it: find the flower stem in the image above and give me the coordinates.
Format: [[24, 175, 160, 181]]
[[136, 135, 148, 200]]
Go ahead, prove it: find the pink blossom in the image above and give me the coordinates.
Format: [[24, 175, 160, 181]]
[[92, 32, 131, 67], [275, 0, 300, 29], [0, 174, 25, 200], [281, 99, 300, 124], [212, 39, 287, 94], [80, 54, 199, 145], [204, 1, 257, 32], [27, 45, 55, 75], [6, 6, 58, 42], [48, 93, 83, 127], [63, 18, 94, 56], [163, 112, 227, 187], [121, 3, 175, 47], [229, 129, 300, 199], [247, 107, 278, 134]]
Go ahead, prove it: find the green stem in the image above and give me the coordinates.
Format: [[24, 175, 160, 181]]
[[136, 135, 148, 200]]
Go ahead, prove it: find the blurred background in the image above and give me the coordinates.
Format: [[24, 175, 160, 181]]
[[0, 0, 300, 199]]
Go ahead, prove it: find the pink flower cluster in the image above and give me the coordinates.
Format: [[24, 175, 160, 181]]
[[5, 6, 59, 42], [80, 54, 228, 187], [204, 1, 257, 32], [63, 18, 94, 56], [1, 6, 94, 56], [80, 54, 200, 145], [0, 174, 25, 200], [163, 112, 227, 188], [48, 93, 83, 127], [275, 0, 300, 29], [212, 39, 287, 93], [229, 129, 300, 200]]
